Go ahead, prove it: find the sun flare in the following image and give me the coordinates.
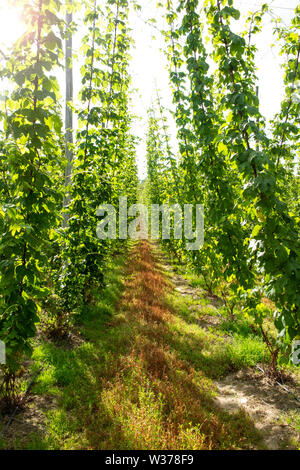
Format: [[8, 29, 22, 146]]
[[0, 5, 26, 48]]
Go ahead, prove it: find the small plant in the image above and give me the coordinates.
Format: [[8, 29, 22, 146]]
[[0, 364, 25, 414]]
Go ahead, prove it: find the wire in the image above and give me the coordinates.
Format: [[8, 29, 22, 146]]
[[267, 6, 297, 10]]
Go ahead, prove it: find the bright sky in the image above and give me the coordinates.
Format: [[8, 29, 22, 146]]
[[129, 0, 300, 179], [0, 0, 298, 180], [0, 5, 24, 45]]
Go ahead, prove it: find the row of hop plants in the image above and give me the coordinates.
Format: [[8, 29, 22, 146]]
[[0, 0, 139, 407], [146, 0, 300, 377]]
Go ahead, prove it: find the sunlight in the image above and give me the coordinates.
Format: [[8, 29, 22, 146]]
[[0, 5, 26, 48]]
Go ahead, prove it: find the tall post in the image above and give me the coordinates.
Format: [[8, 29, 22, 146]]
[[256, 85, 259, 152], [63, 0, 73, 227]]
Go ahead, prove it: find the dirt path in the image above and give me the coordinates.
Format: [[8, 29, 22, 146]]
[[214, 371, 299, 450], [78, 240, 263, 449]]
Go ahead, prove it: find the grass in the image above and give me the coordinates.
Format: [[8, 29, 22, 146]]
[[0, 240, 298, 450], [0, 245, 131, 450], [163, 306, 267, 379], [160, 243, 300, 371], [286, 411, 300, 438], [161, 260, 268, 378]]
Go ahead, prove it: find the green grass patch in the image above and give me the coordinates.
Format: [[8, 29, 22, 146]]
[[167, 283, 268, 378], [2, 242, 296, 450], [0, 244, 132, 450]]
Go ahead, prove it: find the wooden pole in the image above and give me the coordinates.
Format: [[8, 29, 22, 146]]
[[256, 85, 259, 152], [63, 0, 73, 227]]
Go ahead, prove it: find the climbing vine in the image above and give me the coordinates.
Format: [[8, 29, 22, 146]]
[[147, 0, 300, 370], [0, 0, 138, 399], [0, 0, 299, 405], [0, 0, 64, 395]]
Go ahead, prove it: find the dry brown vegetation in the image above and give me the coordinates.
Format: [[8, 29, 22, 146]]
[[84, 241, 261, 450]]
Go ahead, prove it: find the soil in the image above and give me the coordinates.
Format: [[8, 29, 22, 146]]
[[215, 369, 300, 450], [1, 395, 56, 448]]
